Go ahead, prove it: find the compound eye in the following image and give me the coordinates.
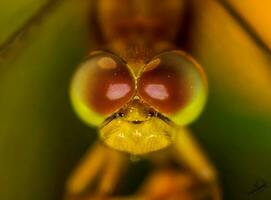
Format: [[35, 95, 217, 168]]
[[138, 51, 207, 125], [70, 52, 135, 126]]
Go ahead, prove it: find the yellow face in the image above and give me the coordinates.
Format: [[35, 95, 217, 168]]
[[70, 50, 207, 155]]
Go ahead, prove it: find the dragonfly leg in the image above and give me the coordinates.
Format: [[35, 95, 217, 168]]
[[137, 167, 200, 200], [171, 127, 222, 200], [64, 142, 128, 200]]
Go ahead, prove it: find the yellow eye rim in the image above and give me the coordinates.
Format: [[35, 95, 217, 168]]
[[168, 51, 208, 126], [70, 61, 105, 127]]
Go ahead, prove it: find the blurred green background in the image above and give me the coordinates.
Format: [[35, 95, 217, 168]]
[[0, 0, 271, 200]]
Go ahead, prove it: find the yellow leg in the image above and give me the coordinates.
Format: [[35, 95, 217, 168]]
[[172, 127, 222, 200], [64, 142, 128, 200]]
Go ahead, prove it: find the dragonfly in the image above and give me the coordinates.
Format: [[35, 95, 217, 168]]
[[1, 0, 270, 199], [66, 0, 221, 199]]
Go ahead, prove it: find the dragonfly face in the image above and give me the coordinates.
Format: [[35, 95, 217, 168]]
[[70, 50, 207, 155]]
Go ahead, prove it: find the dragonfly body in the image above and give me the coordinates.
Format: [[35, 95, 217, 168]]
[[67, 0, 221, 199]]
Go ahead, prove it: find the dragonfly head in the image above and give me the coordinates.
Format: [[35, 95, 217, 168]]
[[70, 51, 207, 155]]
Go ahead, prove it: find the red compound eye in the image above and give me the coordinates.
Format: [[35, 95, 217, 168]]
[[138, 51, 207, 124], [71, 51, 135, 125]]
